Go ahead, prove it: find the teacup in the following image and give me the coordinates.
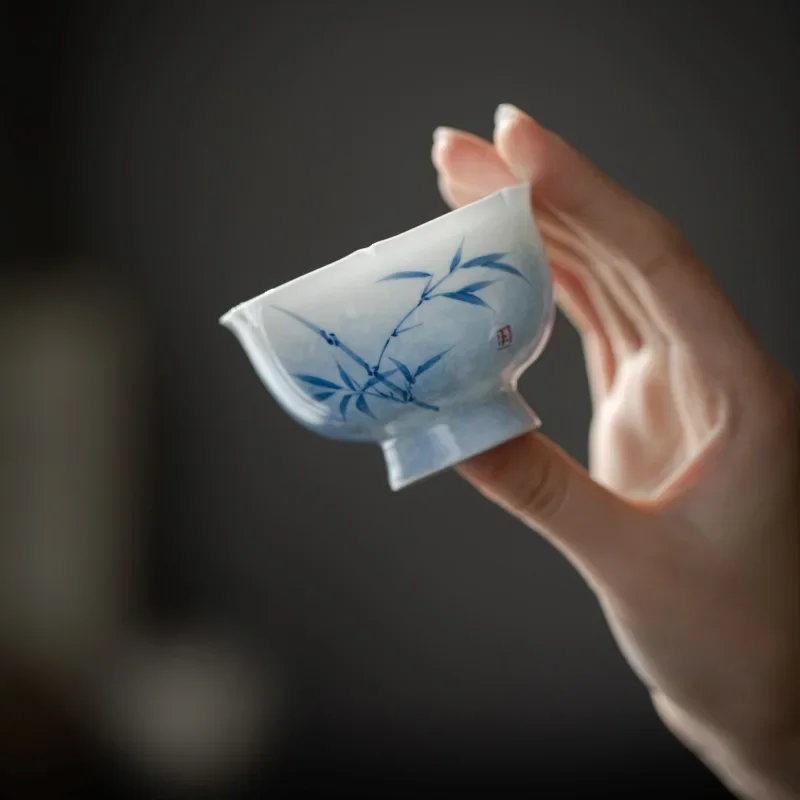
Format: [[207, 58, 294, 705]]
[[220, 183, 554, 490]]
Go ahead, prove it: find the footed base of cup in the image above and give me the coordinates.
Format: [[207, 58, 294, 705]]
[[380, 391, 541, 491]]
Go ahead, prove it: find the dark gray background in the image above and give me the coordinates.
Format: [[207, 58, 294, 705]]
[[5, 0, 798, 796]]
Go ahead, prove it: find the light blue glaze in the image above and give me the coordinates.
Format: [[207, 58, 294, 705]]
[[221, 183, 554, 490]]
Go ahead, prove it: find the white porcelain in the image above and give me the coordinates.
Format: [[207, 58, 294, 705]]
[[220, 183, 554, 490]]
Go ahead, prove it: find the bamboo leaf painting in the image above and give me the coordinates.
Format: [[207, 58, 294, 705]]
[[273, 238, 530, 422]]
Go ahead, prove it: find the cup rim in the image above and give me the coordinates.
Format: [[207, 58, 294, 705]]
[[219, 182, 531, 326]]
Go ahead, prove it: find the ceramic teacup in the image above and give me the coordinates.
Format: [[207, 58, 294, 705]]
[[220, 183, 554, 490]]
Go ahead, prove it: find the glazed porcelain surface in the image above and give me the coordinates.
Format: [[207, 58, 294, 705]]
[[220, 183, 554, 490]]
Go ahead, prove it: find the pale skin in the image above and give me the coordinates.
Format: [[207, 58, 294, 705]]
[[432, 104, 800, 799]]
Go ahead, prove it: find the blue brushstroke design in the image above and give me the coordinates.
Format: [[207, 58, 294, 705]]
[[355, 394, 376, 419], [413, 347, 452, 379], [275, 238, 529, 422], [379, 270, 433, 281], [336, 362, 358, 391], [448, 238, 464, 273], [296, 374, 341, 390], [439, 290, 493, 309], [388, 357, 415, 385]]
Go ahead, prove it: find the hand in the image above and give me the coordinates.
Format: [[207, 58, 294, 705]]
[[432, 104, 800, 799]]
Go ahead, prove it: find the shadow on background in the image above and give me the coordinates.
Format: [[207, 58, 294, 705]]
[[1, 1, 797, 797]]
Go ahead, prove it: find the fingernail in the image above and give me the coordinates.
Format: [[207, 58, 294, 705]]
[[494, 103, 522, 130], [432, 126, 454, 146], [432, 128, 455, 166]]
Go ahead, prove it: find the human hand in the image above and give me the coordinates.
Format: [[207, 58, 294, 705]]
[[431, 104, 800, 799]]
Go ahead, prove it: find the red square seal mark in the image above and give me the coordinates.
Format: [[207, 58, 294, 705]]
[[496, 324, 512, 350]]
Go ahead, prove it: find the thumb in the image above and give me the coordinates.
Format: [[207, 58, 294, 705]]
[[457, 432, 650, 587]]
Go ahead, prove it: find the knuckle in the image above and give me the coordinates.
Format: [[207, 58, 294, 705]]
[[477, 449, 521, 494], [464, 437, 571, 525], [508, 451, 569, 523]]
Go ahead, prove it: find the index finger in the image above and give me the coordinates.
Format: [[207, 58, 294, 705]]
[[493, 104, 762, 374]]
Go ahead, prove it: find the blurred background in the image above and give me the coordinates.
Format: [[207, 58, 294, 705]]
[[1, 1, 797, 797]]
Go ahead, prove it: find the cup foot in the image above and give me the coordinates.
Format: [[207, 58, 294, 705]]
[[380, 391, 541, 491]]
